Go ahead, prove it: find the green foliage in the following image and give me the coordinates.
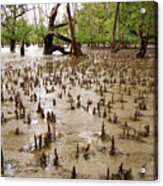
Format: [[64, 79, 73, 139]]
[[32, 17, 47, 44], [76, 1, 155, 44], [1, 5, 46, 46], [120, 2, 154, 37], [76, 2, 115, 43], [1, 2, 156, 47], [16, 18, 31, 42]]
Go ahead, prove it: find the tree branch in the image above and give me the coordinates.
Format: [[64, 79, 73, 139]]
[[54, 33, 72, 43], [1, 22, 11, 32], [15, 7, 35, 18], [54, 22, 69, 29], [48, 4, 61, 30], [48, 31, 72, 43]]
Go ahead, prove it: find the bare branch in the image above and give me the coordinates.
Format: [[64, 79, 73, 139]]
[[48, 31, 72, 43], [48, 4, 60, 30], [15, 7, 35, 18], [54, 33, 72, 43], [54, 22, 69, 29]]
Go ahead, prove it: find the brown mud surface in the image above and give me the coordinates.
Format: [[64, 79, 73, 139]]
[[1, 48, 157, 180]]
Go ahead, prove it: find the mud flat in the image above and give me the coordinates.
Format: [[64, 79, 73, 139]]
[[1, 48, 157, 180]]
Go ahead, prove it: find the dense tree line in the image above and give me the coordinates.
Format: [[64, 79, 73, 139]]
[[1, 2, 157, 57]]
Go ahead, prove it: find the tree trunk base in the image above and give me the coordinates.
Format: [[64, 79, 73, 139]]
[[20, 43, 25, 56], [43, 34, 70, 55], [111, 47, 120, 53], [136, 36, 148, 58], [10, 39, 16, 53], [43, 34, 83, 56], [43, 44, 70, 55], [136, 50, 146, 58]]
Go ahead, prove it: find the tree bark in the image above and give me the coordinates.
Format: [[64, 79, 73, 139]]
[[43, 4, 60, 54], [136, 36, 148, 58], [10, 39, 16, 53], [43, 33, 69, 55], [20, 41, 25, 56], [43, 4, 70, 55], [67, 3, 78, 57], [112, 2, 120, 52], [43, 3, 82, 56], [53, 32, 72, 43]]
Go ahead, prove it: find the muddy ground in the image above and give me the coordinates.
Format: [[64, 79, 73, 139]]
[[1, 47, 157, 180]]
